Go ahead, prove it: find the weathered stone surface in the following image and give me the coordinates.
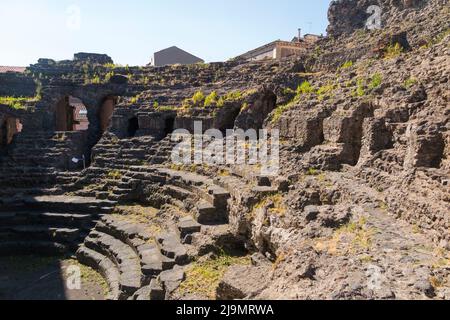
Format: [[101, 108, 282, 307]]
[[216, 265, 271, 300]]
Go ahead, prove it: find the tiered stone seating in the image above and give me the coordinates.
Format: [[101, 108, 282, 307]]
[[156, 168, 231, 225], [0, 131, 85, 196], [0, 195, 115, 255]]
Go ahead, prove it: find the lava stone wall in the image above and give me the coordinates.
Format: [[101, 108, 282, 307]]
[[0, 73, 37, 97]]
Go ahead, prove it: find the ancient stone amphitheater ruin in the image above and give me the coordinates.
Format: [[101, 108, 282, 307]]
[[0, 0, 449, 300]]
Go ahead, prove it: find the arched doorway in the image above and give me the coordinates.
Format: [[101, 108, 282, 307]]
[[0, 117, 22, 147], [164, 116, 175, 137], [127, 117, 139, 137], [98, 96, 117, 133], [55, 96, 89, 132], [0, 120, 7, 147]]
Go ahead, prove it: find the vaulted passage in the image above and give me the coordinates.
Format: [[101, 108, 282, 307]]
[[164, 116, 175, 137], [55, 96, 89, 132], [98, 96, 117, 133], [127, 117, 139, 137], [0, 117, 22, 147]]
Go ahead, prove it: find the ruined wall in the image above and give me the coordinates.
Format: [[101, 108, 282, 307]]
[[327, 0, 429, 38], [0, 72, 37, 97]]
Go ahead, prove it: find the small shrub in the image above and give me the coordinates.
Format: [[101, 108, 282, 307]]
[[0, 96, 30, 109], [90, 75, 101, 84], [317, 82, 335, 100], [204, 91, 218, 107], [352, 79, 366, 97], [107, 170, 122, 180], [192, 91, 205, 105], [271, 104, 292, 124], [340, 61, 354, 70], [296, 81, 314, 95], [368, 73, 382, 90], [104, 71, 115, 82], [384, 43, 403, 59], [130, 94, 140, 104], [224, 91, 242, 101], [178, 252, 249, 299], [306, 168, 319, 176], [282, 87, 295, 96], [403, 77, 418, 89], [216, 96, 225, 108]]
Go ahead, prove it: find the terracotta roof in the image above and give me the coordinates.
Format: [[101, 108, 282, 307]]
[[0, 66, 26, 73]]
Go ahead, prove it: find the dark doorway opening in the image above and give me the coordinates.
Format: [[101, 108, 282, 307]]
[[0, 117, 22, 147], [98, 96, 117, 133], [0, 120, 7, 147], [218, 107, 241, 134], [164, 116, 175, 137], [127, 117, 139, 137], [55, 96, 89, 132]]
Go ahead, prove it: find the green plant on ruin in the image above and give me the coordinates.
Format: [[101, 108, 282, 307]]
[[178, 252, 250, 299], [89, 74, 101, 84], [0, 96, 30, 110], [107, 170, 122, 180], [368, 73, 383, 90], [224, 91, 243, 101], [384, 43, 404, 59], [240, 102, 249, 112], [306, 168, 320, 176], [204, 91, 218, 107], [130, 94, 141, 104], [421, 27, 450, 49], [192, 91, 205, 105], [153, 101, 159, 109], [315, 217, 377, 255], [282, 87, 296, 96], [296, 81, 314, 96], [104, 71, 115, 83], [216, 96, 225, 108], [157, 105, 178, 112], [403, 77, 418, 89], [317, 82, 336, 101], [340, 60, 354, 70], [270, 104, 292, 124], [352, 78, 366, 97], [142, 76, 150, 85], [250, 192, 287, 219]]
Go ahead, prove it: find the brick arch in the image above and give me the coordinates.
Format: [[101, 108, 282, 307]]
[[37, 86, 124, 165]]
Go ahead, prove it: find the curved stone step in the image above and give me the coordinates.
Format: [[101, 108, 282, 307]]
[[96, 217, 176, 279], [84, 231, 142, 297], [76, 245, 121, 300], [0, 226, 81, 243], [0, 211, 97, 229], [156, 233, 189, 265], [129, 279, 165, 301], [0, 241, 68, 256]]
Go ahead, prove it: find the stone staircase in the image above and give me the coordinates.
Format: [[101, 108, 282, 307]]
[[0, 195, 116, 256], [0, 131, 87, 197], [76, 211, 196, 300], [74, 168, 242, 300], [59, 134, 178, 202], [156, 168, 231, 225]]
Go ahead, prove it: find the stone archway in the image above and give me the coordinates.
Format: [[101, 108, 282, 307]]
[[98, 96, 117, 133], [55, 96, 89, 132], [0, 116, 21, 147]]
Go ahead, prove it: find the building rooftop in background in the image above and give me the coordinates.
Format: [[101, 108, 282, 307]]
[[0, 66, 26, 73], [152, 46, 204, 67], [235, 30, 322, 62]]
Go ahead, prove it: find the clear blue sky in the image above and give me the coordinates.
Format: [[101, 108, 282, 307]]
[[0, 0, 331, 66]]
